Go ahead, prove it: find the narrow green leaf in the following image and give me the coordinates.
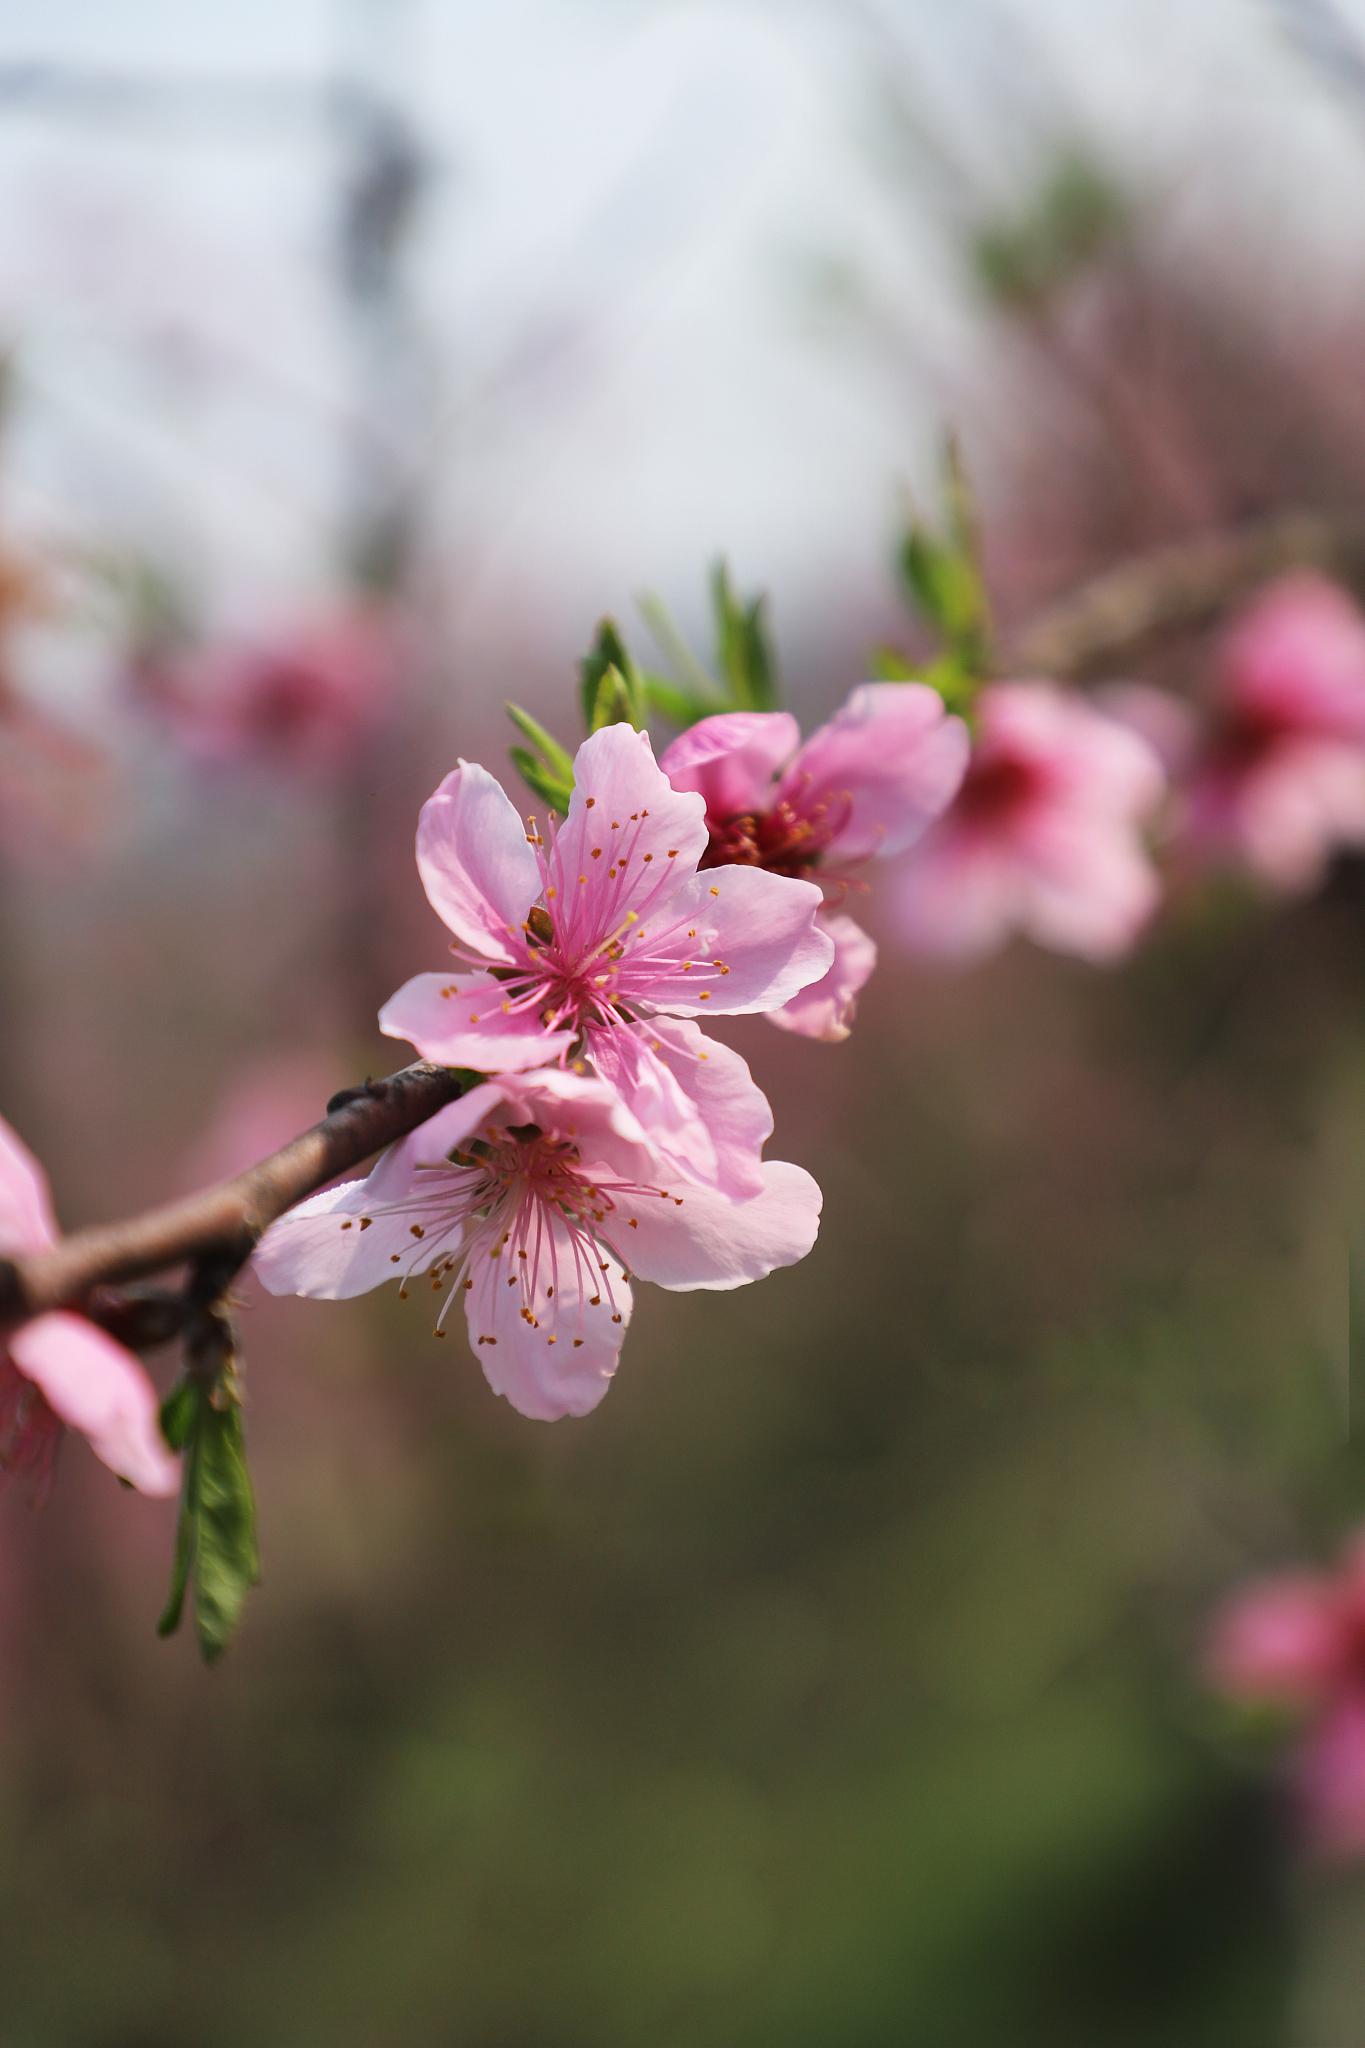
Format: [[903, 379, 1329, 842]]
[[641, 672, 716, 727], [159, 1376, 200, 1453], [505, 702, 574, 784], [867, 645, 921, 683], [156, 1446, 197, 1640], [509, 746, 572, 815], [579, 618, 637, 732], [191, 1400, 261, 1666], [710, 561, 780, 710], [636, 592, 725, 707], [589, 665, 643, 733]]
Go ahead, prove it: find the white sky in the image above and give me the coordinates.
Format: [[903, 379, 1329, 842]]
[[1, 0, 1363, 674]]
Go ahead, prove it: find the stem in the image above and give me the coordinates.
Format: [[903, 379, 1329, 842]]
[[1006, 509, 1365, 679], [0, 1059, 465, 1335]]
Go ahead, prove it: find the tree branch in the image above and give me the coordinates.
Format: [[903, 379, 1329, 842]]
[[1006, 509, 1365, 679], [0, 1059, 466, 1339]]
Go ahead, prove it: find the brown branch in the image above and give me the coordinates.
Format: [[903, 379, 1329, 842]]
[[1006, 509, 1365, 680], [0, 1059, 466, 1339]]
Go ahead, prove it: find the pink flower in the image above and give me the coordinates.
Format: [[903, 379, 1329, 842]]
[[0, 1117, 179, 1500], [1180, 575, 1365, 891], [1207, 1531, 1365, 1861], [378, 724, 833, 1198], [659, 685, 968, 1039], [137, 603, 398, 769], [253, 1067, 821, 1421], [895, 681, 1166, 962]]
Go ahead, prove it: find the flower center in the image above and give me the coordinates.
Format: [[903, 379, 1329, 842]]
[[953, 748, 1046, 825], [701, 787, 851, 878]]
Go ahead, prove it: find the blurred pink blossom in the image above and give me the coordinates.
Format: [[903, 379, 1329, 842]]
[[1179, 575, 1365, 891], [1207, 1532, 1365, 1861], [660, 685, 967, 1040], [135, 602, 400, 770], [895, 681, 1166, 962], [379, 724, 832, 1199], [0, 1117, 178, 1500], [254, 1066, 821, 1422]]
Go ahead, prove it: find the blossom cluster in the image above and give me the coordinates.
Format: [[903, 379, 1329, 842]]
[[254, 702, 967, 1417]]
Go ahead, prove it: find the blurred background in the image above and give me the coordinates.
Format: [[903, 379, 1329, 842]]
[[1, 0, 1363, 2041]]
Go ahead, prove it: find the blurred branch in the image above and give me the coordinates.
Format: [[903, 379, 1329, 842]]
[[0, 1060, 465, 1339], [1006, 508, 1365, 678]]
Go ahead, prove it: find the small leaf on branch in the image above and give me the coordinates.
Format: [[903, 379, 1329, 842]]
[[894, 439, 992, 691], [710, 560, 779, 710], [509, 746, 573, 815], [155, 1367, 261, 1663], [505, 703, 574, 781], [579, 619, 645, 733]]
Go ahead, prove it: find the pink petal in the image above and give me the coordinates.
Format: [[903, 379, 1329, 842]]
[[1205, 1574, 1342, 1704], [463, 1212, 632, 1419], [1231, 738, 1365, 892], [1094, 682, 1199, 778], [897, 827, 1019, 961], [628, 866, 833, 1016], [253, 1087, 504, 1299], [659, 711, 800, 819], [984, 682, 1166, 818], [612, 1159, 822, 1291], [550, 726, 709, 927], [10, 1313, 179, 1496], [378, 971, 574, 1073], [1011, 810, 1161, 961], [768, 913, 877, 1041], [585, 1015, 772, 1199], [0, 1114, 58, 1255], [415, 762, 541, 966], [1220, 574, 1365, 742], [780, 683, 969, 862], [1299, 1694, 1365, 1861]]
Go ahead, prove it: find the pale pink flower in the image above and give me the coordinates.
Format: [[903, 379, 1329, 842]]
[[659, 686, 968, 1040], [253, 1067, 821, 1422], [137, 603, 398, 769], [1180, 575, 1365, 892], [1207, 1531, 1365, 1860], [895, 681, 1166, 962], [0, 1117, 179, 1500], [379, 724, 833, 1198]]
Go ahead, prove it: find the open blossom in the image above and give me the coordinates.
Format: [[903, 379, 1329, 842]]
[[659, 685, 968, 1039], [1207, 1531, 1365, 1860], [378, 724, 833, 1198], [895, 681, 1166, 963], [0, 1118, 178, 1500], [135, 603, 398, 769], [1178, 575, 1365, 891], [254, 1067, 821, 1422]]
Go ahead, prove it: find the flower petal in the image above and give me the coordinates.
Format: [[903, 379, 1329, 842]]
[[1205, 1573, 1341, 1704], [613, 1159, 821, 1291], [10, 1313, 179, 1496], [463, 1212, 632, 1419], [0, 1114, 58, 1256], [415, 761, 541, 965], [586, 1016, 772, 1198], [623, 866, 833, 1015], [378, 971, 574, 1073], [659, 711, 800, 819], [768, 914, 877, 1041], [547, 724, 709, 945], [780, 683, 969, 862], [253, 1086, 505, 1299], [897, 828, 1018, 961]]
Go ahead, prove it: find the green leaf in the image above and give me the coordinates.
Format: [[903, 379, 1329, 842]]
[[509, 746, 573, 815], [155, 1376, 260, 1662], [640, 671, 717, 728], [588, 664, 643, 734], [505, 703, 574, 784], [191, 1399, 261, 1666], [159, 1376, 199, 1453], [636, 592, 726, 710], [579, 619, 643, 732], [710, 561, 779, 710]]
